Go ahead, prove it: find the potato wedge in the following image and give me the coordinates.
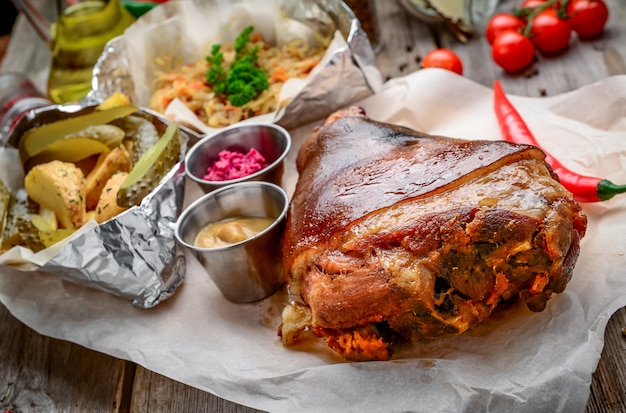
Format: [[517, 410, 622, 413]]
[[95, 172, 129, 223], [97, 92, 131, 110], [24, 161, 86, 230], [85, 145, 132, 210]]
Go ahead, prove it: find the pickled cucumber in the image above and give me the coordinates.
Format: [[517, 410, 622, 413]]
[[12, 213, 73, 252], [111, 115, 160, 165], [1, 189, 38, 251], [0, 180, 10, 246], [25, 137, 112, 171], [16, 216, 46, 252], [116, 122, 181, 208], [19, 105, 138, 161], [64, 124, 125, 148]]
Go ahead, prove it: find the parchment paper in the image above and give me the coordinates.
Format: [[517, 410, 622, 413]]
[[2, 69, 626, 413]]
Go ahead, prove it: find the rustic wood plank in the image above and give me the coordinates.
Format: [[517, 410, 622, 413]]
[[0, 303, 126, 412], [586, 307, 626, 413], [376, 0, 626, 97], [130, 366, 262, 413]]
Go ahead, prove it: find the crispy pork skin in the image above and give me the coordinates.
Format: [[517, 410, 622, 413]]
[[280, 108, 587, 361]]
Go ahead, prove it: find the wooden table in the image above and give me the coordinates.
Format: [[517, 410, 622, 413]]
[[1, 0, 625, 412]]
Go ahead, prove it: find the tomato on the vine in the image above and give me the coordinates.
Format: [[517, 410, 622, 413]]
[[566, 0, 609, 39], [485, 13, 524, 45], [421, 48, 463, 75], [491, 29, 535, 73], [528, 9, 572, 54], [486, 0, 609, 73]]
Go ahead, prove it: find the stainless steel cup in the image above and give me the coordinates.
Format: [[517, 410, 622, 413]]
[[185, 123, 291, 193], [175, 181, 288, 303]]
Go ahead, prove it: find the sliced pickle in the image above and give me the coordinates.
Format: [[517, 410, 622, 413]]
[[64, 124, 125, 148], [117, 122, 181, 208], [111, 115, 160, 165], [0, 180, 11, 245], [0, 232, 22, 252], [19, 105, 139, 161], [16, 215, 46, 252], [14, 213, 73, 251], [25, 137, 112, 171], [1, 189, 39, 251], [2, 205, 73, 252]]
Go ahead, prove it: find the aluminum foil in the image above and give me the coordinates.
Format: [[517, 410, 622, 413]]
[[89, 0, 383, 131], [0, 0, 381, 309], [1, 104, 189, 308]]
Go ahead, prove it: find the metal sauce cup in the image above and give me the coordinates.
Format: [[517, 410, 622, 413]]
[[175, 182, 288, 303], [185, 123, 291, 193]]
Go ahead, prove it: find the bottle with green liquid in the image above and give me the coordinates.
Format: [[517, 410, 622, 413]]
[[48, 0, 136, 104], [11, 0, 136, 104]]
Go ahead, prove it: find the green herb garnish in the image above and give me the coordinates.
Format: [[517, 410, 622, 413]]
[[205, 26, 269, 107]]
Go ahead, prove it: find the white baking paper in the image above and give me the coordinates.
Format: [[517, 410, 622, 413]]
[[2, 69, 626, 413]]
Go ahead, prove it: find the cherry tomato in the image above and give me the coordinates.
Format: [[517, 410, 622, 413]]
[[566, 0, 609, 39], [529, 9, 572, 54], [485, 13, 524, 45], [421, 49, 463, 75], [492, 30, 536, 73]]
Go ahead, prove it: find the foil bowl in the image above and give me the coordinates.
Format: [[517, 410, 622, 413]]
[[0, 103, 191, 308], [89, 0, 383, 132]]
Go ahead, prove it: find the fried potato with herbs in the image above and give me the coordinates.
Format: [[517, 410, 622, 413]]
[[95, 172, 129, 223], [85, 145, 132, 210], [24, 160, 86, 230]]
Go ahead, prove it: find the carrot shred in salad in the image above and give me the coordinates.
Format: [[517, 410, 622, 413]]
[[150, 27, 327, 128]]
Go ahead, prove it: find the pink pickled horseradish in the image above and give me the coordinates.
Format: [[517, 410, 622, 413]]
[[203, 148, 269, 181]]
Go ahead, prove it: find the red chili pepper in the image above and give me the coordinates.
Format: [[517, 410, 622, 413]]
[[493, 80, 626, 202]]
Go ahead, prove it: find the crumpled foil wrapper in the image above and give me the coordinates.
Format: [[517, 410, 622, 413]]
[[0, 104, 189, 308], [89, 0, 383, 133]]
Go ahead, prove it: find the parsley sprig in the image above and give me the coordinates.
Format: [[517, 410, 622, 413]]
[[205, 26, 269, 107]]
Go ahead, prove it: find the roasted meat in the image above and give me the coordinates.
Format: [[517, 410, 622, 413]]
[[280, 107, 587, 362]]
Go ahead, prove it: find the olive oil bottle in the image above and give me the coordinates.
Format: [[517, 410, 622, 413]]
[[48, 0, 135, 104]]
